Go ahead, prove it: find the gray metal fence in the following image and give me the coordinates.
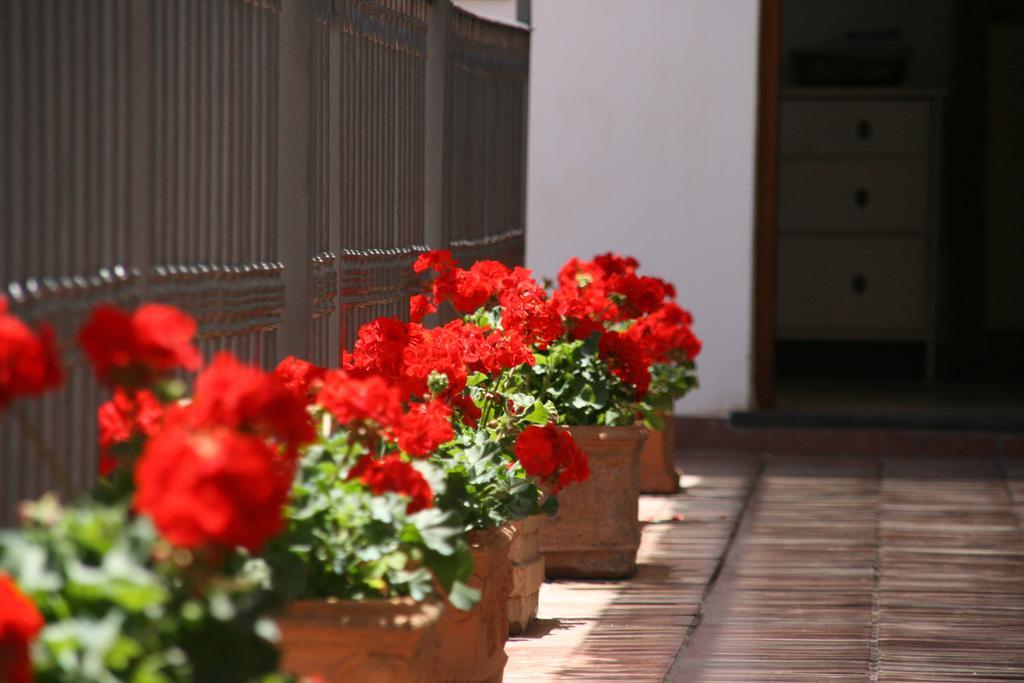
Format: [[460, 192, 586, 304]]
[[0, 0, 529, 521]]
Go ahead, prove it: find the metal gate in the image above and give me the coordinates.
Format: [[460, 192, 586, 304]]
[[0, 0, 530, 521]]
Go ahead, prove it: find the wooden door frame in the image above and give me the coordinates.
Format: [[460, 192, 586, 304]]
[[753, 0, 783, 409]]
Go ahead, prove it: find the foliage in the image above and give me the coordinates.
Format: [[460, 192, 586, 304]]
[[522, 334, 642, 427], [432, 430, 554, 533], [265, 430, 478, 610], [0, 496, 290, 683]]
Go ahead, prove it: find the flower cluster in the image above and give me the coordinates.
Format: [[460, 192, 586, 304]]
[[552, 252, 701, 414], [0, 572, 44, 683], [0, 247, 699, 681], [514, 424, 590, 494], [83, 313, 315, 553], [412, 249, 700, 426], [0, 298, 63, 411], [77, 303, 201, 387]]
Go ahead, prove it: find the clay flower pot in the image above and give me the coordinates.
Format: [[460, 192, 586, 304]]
[[539, 424, 647, 578], [436, 524, 515, 682], [639, 413, 681, 493], [277, 596, 444, 683], [507, 514, 546, 635]]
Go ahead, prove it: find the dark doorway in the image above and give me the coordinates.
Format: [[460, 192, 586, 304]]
[[754, 0, 1024, 421]]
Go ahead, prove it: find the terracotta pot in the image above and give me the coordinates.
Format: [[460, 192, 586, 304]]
[[278, 596, 444, 683], [539, 425, 647, 578], [507, 515, 545, 635], [436, 525, 515, 682], [639, 414, 681, 493]]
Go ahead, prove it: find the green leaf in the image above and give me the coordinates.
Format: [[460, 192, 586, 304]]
[[410, 508, 461, 556], [523, 400, 549, 425], [466, 371, 488, 387], [446, 580, 482, 611]]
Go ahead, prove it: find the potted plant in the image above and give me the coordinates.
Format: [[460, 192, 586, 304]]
[[263, 360, 477, 683], [559, 255, 702, 493], [412, 253, 649, 580], [0, 302, 309, 682], [346, 258, 589, 662]]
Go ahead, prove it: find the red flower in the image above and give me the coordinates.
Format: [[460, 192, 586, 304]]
[[477, 329, 534, 374], [409, 294, 437, 323], [348, 454, 434, 513], [413, 249, 457, 274], [393, 400, 454, 457], [449, 394, 482, 428], [606, 273, 668, 318], [274, 356, 326, 402], [316, 370, 402, 429], [435, 268, 491, 313], [134, 426, 293, 552], [189, 354, 314, 455], [428, 260, 509, 314], [498, 268, 564, 348], [77, 303, 200, 387], [513, 424, 589, 493], [557, 257, 606, 291], [624, 302, 701, 365], [599, 331, 651, 398], [97, 388, 164, 477], [401, 323, 470, 400], [0, 298, 64, 410], [592, 253, 639, 277], [552, 268, 619, 339], [349, 318, 421, 385], [0, 573, 43, 683]]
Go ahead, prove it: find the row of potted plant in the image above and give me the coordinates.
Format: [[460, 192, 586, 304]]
[[0, 251, 699, 682]]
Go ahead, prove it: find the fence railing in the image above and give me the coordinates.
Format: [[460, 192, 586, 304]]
[[0, 0, 529, 522]]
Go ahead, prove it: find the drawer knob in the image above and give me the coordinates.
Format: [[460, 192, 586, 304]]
[[856, 119, 873, 140], [854, 188, 870, 208], [852, 274, 867, 294]]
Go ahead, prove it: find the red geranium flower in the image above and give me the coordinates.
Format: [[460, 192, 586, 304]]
[[349, 318, 421, 385], [348, 453, 434, 513], [393, 400, 455, 457], [513, 423, 589, 493], [449, 394, 482, 428], [606, 272, 668, 318], [497, 268, 564, 348], [592, 252, 639, 277], [401, 323, 470, 399], [134, 426, 293, 552], [316, 370, 402, 429], [599, 330, 652, 398], [0, 298, 64, 410], [190, 353, 314, 455], [427, 260, 510, 314], [624, 302, 702, 365], [409, 294, 437, 323], [77, 303, 200, 387], [477, 329, 535, 375], [97, 388, 165, 477], [0, 573, 43, 683], [413, 249, 457, 274], [274, 356, 326, 402]]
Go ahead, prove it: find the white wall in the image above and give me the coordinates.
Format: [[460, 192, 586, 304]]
[[526, 0, 761, 416]]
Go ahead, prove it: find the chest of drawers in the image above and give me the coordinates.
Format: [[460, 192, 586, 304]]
[[775, 90, 943, 376]]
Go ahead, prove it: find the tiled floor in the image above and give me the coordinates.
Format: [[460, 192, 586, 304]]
[[505, 448, 1024, 682]]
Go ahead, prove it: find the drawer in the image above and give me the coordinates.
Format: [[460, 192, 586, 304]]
[[779, 159, 929, 233], [781, 100, 931, 157], [777, 237, 927, 337]]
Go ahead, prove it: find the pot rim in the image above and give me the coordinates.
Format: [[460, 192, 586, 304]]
[[280, 595, 445, 629]]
